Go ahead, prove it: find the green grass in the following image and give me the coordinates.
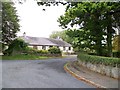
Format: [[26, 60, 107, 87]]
[[2, 54, 51, 60]]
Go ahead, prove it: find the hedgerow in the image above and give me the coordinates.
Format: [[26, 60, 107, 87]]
[[77, 53, 120, 67]]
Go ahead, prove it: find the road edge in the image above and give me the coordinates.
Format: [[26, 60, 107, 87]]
[[64, 62, 106, 89]]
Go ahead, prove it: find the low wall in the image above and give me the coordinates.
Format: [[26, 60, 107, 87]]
[[78, 60, 119, 79]]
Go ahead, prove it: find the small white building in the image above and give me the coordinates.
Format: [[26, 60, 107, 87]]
[[19, 35, 74, 54]]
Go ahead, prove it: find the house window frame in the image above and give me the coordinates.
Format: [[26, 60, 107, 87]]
[[49, 46, 53, 48], [33, 45, 38, 49], [42, 46, 46, 50], [68, 47, 71, 50], [57, 46, 59, 48], [63, 46, 66, 51]]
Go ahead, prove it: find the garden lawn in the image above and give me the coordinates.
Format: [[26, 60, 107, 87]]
[[2, 54, 50, 60]]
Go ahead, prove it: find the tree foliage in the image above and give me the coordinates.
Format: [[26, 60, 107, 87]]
[[3, 39, 28, 55], [112, 35, 120, 52], [58, 2, 120, 56], [2, 2, 20, 46], [49, 30, 73, 44]]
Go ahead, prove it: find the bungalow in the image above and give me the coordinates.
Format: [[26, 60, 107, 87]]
[[19, 34, 74, 54]]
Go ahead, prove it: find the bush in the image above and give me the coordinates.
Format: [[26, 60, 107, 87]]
[[113, 51, 120, 58], [25, 47, 61, 56], [37, 50, 48, 54], [88, 53, 97, 55], [25, 47, 49, 55], [25, 47, 37, 55], [3, 39, 28, 55], [77, 53, 120, 67], [48, 47, 61, 54]]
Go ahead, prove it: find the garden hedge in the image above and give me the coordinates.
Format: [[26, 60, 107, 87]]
[[77, 53, 120, 67], [113, 51, 120, 58], [48, 47, 61, 54]]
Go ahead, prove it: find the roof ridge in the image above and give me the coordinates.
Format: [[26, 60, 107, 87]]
[[19, 36, 71, 47]]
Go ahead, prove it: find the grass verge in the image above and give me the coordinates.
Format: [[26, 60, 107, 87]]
[[2, 54, 51, 60]]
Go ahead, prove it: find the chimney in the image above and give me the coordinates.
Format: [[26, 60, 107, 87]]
[[23, 32, 26, 37]]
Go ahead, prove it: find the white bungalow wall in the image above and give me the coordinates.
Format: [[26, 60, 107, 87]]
[[28, 46, 33, 48], [45, 46, 49, 50], [37, 46, 42, 50], [28, 45, 74, 53], [59, 46, 74, 53], [37, 46, 49, 50], [69, 47, 74, 53], [59, 46, 64, 51]]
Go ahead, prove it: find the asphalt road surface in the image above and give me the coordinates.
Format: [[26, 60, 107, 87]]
[[2, 55, 95, 88]]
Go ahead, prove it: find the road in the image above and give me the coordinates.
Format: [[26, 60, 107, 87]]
[[2, 55, 95, 88]]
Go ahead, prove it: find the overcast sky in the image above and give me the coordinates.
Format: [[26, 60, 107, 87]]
[[15, 0, 66, 38]]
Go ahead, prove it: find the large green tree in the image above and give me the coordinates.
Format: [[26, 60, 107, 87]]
[[2, 2, 20, 46], [58, 2, 120, 56], [49, 30, 73, 44]]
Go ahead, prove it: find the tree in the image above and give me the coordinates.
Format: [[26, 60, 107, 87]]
[[112, 35, 120, 52], [58, 2, 104, 55], [58, 2, 120, 56], [3, 38, 28, 55], [2, 2, 20, 46], [49, 30, 73, 44], [112, 35, 120, 58], [66, 28, 95, 53]]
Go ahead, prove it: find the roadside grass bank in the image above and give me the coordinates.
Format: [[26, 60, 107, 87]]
[[77, 53, 120, 79], [1, 54, 68, 60], [2, 54, 49, 60], [2, 54, 65, 60]]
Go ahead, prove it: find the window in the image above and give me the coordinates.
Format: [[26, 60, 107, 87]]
[[42, 46, 46, 50], [69, 47, 71, 50], [49, 46, 53, 48], [33, 46, 38, 49], [63, 46, 66, 51]]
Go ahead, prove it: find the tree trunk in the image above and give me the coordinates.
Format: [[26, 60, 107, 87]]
[[95, 36, 103, 56], [94, 14, 103, 56], [106, 16, 113, 57]]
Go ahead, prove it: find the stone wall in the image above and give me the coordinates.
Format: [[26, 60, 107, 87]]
[[78, 60, 120, 79]]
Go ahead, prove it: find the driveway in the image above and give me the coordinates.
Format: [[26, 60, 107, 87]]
[[2, 55, 95, 88]]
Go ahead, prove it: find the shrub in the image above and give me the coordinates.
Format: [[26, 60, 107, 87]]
[[48, 47, 61, 54], [3, 39, 28, 55], [113, 51, 120, 58], [25, 47, 49, 55], [37, 50, 48, 54], [77, 53, 120, 67], [25, 47, 37, 55]]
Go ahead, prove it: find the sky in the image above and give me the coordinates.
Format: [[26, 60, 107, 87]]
[[15, 0, 66, 38]]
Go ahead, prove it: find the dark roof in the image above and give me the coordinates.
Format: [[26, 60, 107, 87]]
[[19, 36, 71, 47]]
